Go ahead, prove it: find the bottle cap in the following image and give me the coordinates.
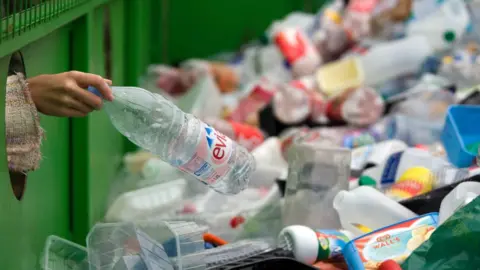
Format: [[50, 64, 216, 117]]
[[278, 225, 318, 265], [324, 9, 342, 25], [88, 86, 103, 98], [467, 141, 480, 155], [443, 30, 456, 43], [359, 175, 377, 187], [378, 259, 402, 270]]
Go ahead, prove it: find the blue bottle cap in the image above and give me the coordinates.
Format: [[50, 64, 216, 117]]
[[88, 86, 102, 98]]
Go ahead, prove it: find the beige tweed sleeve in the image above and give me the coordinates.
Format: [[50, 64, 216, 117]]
[[5, 72, 43, 173]]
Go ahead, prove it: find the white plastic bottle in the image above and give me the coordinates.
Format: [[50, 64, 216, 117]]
[[89, 86, 256, 194], [278, 225, 354, 265], [316, 36, 433, 97], [359, 148, 456, 188], [350, 140, 408, 173], [272, 76, 316, 124], [406, 0, 470, 52], [439, 181, 480, 224], [333, 186, 418, 236]]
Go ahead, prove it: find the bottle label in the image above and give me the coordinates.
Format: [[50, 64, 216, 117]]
[[178, 123, 233, 184], [348, 0, 378, 13], [274, 29, 308, 64], [341, 87, 384, 126], [351, 145, 374, 171], [342, 130, 378, 149], [346, 214, 438, 268], [379, 151, 403, 185], [386, 179, 425, 200], [228, 121, 264, 151], [310, 91, 329, 124], [315, 230, 351, 260], [326, 88, 356, 122], [228, 80, 276, 123]]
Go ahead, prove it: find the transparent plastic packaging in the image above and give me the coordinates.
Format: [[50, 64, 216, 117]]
[[283, 143, 351, 229], [43, 235, 89, 270], [189, 238, 273, 268], [87, 221, 206, 270]]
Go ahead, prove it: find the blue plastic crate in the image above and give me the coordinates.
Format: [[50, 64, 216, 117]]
[[441, 105, 480, 168]]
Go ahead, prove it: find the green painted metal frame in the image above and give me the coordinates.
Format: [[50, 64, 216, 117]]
[[71, 0, 127, 244], [0, 28, 73, 270], [0, 0, 109, 58]]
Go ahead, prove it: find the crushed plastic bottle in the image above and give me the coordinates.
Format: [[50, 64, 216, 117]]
[[89, 86, 256, 194], [272, 76, 316, 124], [273, 28, 322, 77]]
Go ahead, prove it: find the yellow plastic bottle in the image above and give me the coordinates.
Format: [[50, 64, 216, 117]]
[[386, 166, 434, 201]]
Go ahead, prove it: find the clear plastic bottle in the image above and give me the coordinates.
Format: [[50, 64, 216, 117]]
[[89, 86, 256, 194], [272, 76, 315, 124]]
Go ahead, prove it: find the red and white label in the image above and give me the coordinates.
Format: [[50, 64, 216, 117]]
[[228, 79, 276, 123], [229, 121, 264, 151], [178, 123, 233, 184], [348, 0, 379, 13], [274, 29, 308, 64]]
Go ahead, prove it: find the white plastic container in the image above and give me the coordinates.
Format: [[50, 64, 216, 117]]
[[350, 140, 408, 173], [333, 186, 418, 236], [359, 148, 452, 188], [316, 36, 433, 96], [406, 0, 470, 52], [439, 181, 480, 224]]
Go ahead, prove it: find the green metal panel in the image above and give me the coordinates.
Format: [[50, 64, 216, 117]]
[[153, 0, 303, 64], [123, 0, 153, 152], [0, 0, 128, 259], [71, 1, 125, 244], [0, 28, 71, 270], [0, 0, 110, 59], [150, 0, 328, 64]]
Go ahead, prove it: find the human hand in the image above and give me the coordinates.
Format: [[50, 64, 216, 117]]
[[28, 71, 114, 117]]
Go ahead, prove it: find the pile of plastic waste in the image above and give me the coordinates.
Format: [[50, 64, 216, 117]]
[[45, 0, 480, 269]]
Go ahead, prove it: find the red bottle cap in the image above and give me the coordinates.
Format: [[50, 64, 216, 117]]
[[229, 215, 246, 228], [378, 260, 402, 270]]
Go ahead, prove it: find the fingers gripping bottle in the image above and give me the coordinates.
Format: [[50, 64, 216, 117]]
[[89, 86, 256, 194]]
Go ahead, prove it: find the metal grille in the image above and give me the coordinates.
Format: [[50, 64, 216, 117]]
[[0, 0, 88, 43]]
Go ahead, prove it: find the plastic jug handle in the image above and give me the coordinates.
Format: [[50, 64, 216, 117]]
[[87, 86, 103, 98]]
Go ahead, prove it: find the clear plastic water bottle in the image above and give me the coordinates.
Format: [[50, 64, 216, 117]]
[[272, 76, 315, 124], [88, 86, 256, 194]]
